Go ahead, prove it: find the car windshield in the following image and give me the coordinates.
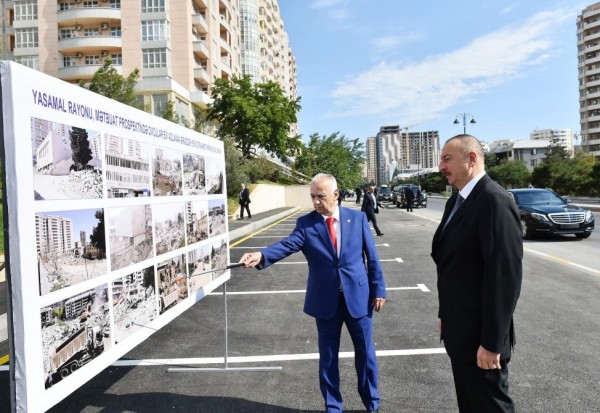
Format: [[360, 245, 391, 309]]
[[379, 187, 391, 195], [514, 191, 565, 206]]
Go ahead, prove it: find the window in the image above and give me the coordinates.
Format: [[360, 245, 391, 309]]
[[58, 2, 74, 10], [14, 0, 37, 21], [531, 159, 537, 167], [83, 1, 99, 7], [143, 48, 167, 68], [111, 54, 122, 65], [15, 55, 39, 69], [141, 20, 168, 41], [141, 0, 165, 13], [110, 0, 121, 8], [111, 26, 122, 37], [153, 94, 168, 116], [15, 28, 38, 48], [63, 56, 77, 67], [85, 55, 101, 65], [60, 29, 77, 39], [531, 148, 537, 155], [84, 28, 100, 37]]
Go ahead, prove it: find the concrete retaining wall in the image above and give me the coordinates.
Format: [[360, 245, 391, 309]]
[[231, 184, 311, 219]]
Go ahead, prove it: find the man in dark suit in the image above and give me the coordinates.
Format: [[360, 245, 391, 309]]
[[355, 186, 362, 205], [240, 173, 386, 413], [403, 185, 415, 212], [431, 134, 522, 412], [361, 185, 384, 236], [239, 183, 251, 219]]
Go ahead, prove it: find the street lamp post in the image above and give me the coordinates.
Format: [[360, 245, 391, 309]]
[[453, 113, 476, 134]]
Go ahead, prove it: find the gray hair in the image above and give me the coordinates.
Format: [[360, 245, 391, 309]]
[[311, 173, 338, 190]]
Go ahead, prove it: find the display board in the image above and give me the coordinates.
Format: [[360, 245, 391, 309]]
[[0, 61, 231, 412]]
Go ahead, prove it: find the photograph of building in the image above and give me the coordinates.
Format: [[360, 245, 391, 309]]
[[210, 238, 228, 279], [36, 209, 107, 295], [186, 200, 209, 245], [111, 266, 157, 344], [156, 254, 188, 314], [153, 202, 185, 255], [187, 244, 212, 293], [108, 204, 154, 271], [152, 147, 183, 196], [105, 134, 151, 198], [205, 157, 224, 194], [31, 118, 103, 200], [41, 285, 111, 388], [182, 153, 206, 195], [207, 199, 226, 237]]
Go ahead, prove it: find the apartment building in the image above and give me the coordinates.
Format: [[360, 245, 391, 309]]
[[577, 2, 600, 157], [530, 128, 575, 156], [365, 137, 377, 184], [35, 213, 73, 255], [373, 125, 440, 186], [2, 0, 296, 129]]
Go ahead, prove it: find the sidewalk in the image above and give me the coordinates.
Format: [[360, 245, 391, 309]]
[[228, 206, 302, 242]]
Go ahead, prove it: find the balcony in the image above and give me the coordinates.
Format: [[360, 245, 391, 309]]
[[58, 35, 122, 54], [192, 13, 208, 34], [57, 7, 121, 26], [59, 63, 122, 81], [193, 66, 211, 84], [219, 38, 231, 54], [193, 40, 209, 58], [191, 90, 212, 106]]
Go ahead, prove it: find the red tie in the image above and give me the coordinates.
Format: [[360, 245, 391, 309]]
[[326, 216, 337, 254]]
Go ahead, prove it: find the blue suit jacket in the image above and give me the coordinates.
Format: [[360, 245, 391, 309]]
[[259, 207, 386, 320]]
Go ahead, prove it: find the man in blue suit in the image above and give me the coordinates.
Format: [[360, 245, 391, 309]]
[[240, 173, 386, 413]]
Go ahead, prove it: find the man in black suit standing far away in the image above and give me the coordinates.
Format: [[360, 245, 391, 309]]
[[431, 134, 523, 412], [239, 183, 251, 219], [361, 185, 384, 236]]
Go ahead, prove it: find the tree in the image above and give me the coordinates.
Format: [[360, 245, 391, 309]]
[[69, 126, 92, 170], [207, 76, 301, 159], [487, 160, 530, 188], [295, 132, 365, 189], [81, 57, 142, 109]]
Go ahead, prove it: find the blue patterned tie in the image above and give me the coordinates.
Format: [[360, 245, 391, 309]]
[[443, 195, 463, 230]]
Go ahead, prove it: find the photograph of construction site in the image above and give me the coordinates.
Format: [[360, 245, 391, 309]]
[[111, 266, 158, 344], [108, 204, 154, 271], [205, 157, 224, 195], [31, 117, 103, 201], [210, 238, 228, 279], [185, 200, 209, 245], [152, 146, 183, 196], [156, 254, 188, 315], [153, 202, 185, 255], [41, 284, 111, 389], [187, 244, 212, 293], [208, 199, 226, 237], [105, 134, 151, 198], [182, 153, 206, 195], [36, 208, 107, 295]]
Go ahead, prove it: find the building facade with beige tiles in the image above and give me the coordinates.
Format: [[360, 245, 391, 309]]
[[1, 0, 296, 130]]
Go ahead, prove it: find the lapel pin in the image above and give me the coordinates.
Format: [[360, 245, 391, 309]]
[[347, 219, 351, 223]]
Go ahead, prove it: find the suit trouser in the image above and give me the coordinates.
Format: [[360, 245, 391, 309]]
[[239, 202, 251, 218], [365, 212, 382, 235], [315, 293, 380, 413], [450, 357, 514, 413]]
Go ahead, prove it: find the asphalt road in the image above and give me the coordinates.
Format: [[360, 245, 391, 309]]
[[2, 200, 600, 412]]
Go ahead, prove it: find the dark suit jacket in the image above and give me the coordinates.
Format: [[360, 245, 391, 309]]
[[431, 175, 522, 361], [239, 187, 250, 205], [361, 193, 382, 216], [259, 207, 386, 320]]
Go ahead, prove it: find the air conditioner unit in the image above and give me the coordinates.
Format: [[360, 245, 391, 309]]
[[75, 52, 83, 58], [74, 25, 82, 31], [101, 23, 109, 30], [101, 50, 108, 57], [74, 0, 81, 3]]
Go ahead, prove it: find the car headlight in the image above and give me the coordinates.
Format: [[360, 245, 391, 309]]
[[585, 210, 593, 222], [531, 212, 550, 222]]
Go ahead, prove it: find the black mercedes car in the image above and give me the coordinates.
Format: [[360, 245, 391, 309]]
[[507, 188, 595, 239]]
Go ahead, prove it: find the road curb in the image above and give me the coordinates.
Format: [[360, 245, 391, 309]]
[[228, 207, 301, 241]]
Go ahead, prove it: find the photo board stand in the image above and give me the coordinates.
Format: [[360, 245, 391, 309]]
[[168, 265, 282, 373]]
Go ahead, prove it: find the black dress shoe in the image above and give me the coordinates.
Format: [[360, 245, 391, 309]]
[[377, 233, 384, 236], [367, 409, 379, 413]]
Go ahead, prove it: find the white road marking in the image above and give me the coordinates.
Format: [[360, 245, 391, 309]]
[[110, 347, 447, 367], [380, 258, 404, 263], [208, 286, 428, 295], [524, 247, 600, 276]]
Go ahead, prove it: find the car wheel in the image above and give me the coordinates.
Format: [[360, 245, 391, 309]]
[[575, 233, 591, 239], [521, 219, 533, 239]]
